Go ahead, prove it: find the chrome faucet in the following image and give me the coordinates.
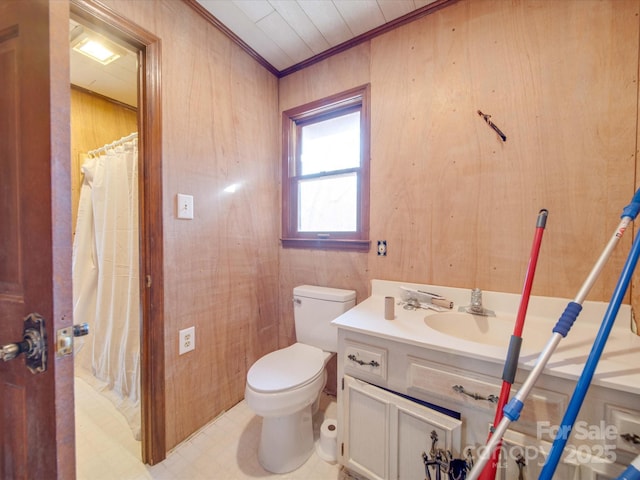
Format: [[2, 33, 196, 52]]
[[470, 288, 483, 314], [459, 288, 495, 317]]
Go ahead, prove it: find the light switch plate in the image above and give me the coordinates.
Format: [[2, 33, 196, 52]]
[[177, 193, 194, 219]]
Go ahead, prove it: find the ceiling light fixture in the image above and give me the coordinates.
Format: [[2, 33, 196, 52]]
[[70, 26, 123, 65]]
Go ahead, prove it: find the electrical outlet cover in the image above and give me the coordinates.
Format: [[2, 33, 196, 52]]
[[377, 240, 387, 256], [179, 326, 195, 355]]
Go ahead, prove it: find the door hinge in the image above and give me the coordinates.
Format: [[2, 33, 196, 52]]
[[341, 377, 344, 390], [341, 442, 344, 456], [146, 275, 152, 288]]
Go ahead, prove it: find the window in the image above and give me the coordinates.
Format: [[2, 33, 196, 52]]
[[281, 85, 370, 251]]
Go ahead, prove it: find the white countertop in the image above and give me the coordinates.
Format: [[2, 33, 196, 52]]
[[332, 279, 640, 395]]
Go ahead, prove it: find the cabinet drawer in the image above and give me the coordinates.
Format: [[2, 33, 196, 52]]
[[406, 356, 566, 429], [407, 357, 500, 411], [344, 339, 388, 383], [606, 404, 640, 456]]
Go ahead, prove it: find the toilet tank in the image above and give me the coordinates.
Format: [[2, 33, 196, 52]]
[[293, 285, 356, 352]]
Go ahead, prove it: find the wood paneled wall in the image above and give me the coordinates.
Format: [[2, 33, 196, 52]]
[[90, 0, 640, 456], [101, 0, 280, 450], [70, 87, 137, 234], [278, 43, 373, 348], [279, 0, 640, 349]]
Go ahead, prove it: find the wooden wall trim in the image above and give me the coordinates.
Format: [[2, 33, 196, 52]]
[[138, 31, 165, 466], [71, 84, 137, 112], [183, 0, 458, 78], [70, 0, 166, 464], [182, 0, 280, 77], [278, 0, 458, 77]]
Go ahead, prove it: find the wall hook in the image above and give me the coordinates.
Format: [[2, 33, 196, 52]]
[[477, 110, 507, 142]]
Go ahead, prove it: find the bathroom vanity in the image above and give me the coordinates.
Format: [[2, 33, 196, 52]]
[[333, 280, 640, 480]]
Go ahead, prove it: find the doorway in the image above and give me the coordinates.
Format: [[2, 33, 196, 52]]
[[70, 17, 141, 470], [70, 0, 165, 466]]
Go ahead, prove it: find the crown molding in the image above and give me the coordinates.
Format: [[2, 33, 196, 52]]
[[184, 0, 458, 78]]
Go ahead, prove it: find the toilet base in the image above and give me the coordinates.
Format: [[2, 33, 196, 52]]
[[258, 405, 314, 474]]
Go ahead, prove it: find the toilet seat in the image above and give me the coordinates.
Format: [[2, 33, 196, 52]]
[[247, 343, 326, 393]]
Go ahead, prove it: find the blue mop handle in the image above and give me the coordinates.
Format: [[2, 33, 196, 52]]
[[622, 188, 640, 219], [540, 210, 640, 479], [618, 455, 640, 480]]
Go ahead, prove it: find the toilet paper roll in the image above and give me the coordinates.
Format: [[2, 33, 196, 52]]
[[384, 296, 395, 320], [316, 418, 338, 464]]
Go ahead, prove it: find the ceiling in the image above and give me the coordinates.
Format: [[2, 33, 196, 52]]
[[193, 0, 439, 73], [69, 19, 139, 107], [69, 0, 444, 107]]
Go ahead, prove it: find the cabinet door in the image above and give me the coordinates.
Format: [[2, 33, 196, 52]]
[[392, 401, 462, 480], [496, 429, 580, 480], [579, 461, 626, 480], [342, 376, 391, 480], [342, 375, 462, 480]]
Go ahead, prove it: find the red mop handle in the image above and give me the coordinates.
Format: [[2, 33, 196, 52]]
[[479, 209, 548, 480], [513, 210, 548, 336]]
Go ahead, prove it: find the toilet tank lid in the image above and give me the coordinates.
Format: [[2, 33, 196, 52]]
[[294, 285, 356, 302]]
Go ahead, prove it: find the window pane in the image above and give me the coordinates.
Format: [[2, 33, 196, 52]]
[[298, 173, 357, 232], [300, 111, 360, 175]]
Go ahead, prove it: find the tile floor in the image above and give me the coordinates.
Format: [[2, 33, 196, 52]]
[[75, 376, 349, 479]]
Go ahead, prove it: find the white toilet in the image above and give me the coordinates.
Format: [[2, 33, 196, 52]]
[[245, 285, 356, 474]]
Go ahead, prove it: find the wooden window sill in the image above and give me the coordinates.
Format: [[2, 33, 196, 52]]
[[281, 238, 371, 252]]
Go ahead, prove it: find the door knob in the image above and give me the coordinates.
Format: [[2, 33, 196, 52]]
[[0, 313, 47, 374], [0, 343, 23, 361]]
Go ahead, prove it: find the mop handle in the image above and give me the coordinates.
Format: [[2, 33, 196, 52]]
[[469, 217, 629, 480], [467, 188, 640, 480], [505, 209, 548, 376], [617, 455, 640, 479], [478, 209, 548, 480], [468, 334, 564, 480], [540, 220, 640, 479]]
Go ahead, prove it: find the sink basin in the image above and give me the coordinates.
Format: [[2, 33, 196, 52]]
[[424, 312, 551, 350]]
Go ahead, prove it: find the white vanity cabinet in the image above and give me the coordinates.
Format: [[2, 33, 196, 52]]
[[337, 330, 570, 479], [333, 280, 640, 480], [337, 328, 640, 479]]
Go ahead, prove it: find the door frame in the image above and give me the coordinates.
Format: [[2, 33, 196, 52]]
[[69, 0, 165, 464]]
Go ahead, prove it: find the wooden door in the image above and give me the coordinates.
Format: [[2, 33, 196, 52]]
[[0, 1, 75, 478]]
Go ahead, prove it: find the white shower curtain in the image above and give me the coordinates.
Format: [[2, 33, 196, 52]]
[[73, 136, 141, 439]]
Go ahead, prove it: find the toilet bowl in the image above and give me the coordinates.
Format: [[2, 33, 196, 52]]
[[245, 343, 331, 473], [245, 285, 355, 474]]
